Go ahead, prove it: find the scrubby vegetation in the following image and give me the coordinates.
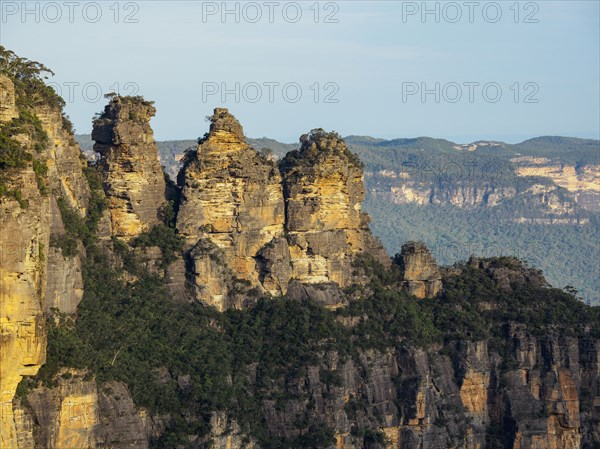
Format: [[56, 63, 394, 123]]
[[129, 224, 184, 268], [0, 46, 72, 204]]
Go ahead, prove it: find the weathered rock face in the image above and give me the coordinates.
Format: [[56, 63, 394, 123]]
[[177, 114, 389, 309], [201, 332, 596, 449], [92, 96, 166, 240], [395, 241, 442, 298], [281, 129, 389, 288], [0, 172, 48, 448], [514, 156, 600, 212], [365, 155, 600, 215], [367, 169, 518, 208], [0, 74, 94, 446], [0, 74, 18, 122], [35, 106, 90, 314], [36, 106, 90, 214], [177, 108, 287, 303], [14, 370, 148, 449], [207, 412, 257, 449], [0, 79, 48, 448]]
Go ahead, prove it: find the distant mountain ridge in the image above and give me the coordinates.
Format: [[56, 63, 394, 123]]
[[76, 133, 600, 171]]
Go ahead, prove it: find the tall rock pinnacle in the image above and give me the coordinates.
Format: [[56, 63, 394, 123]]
[[92, 95, 167, 240], [280, 129, 390, 287], [177, 108, 286, 309], [396, 241, 442, 298]]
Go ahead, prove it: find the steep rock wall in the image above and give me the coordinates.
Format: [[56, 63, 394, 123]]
[[0, 77, 48, 448]]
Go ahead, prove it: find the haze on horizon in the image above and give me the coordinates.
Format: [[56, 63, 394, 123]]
[[1, 0, 599, 143]]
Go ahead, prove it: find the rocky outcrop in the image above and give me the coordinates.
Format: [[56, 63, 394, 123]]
[[207, 412, 257, 449], [0, 73, 94, 446], [0, 74, 18, 122], [366, 156, 599, 214], [217, 331, 596, 449], [92, 96, 167, 240], [4, 48, 599, 449], [36, 106, 89, 214], [0, 175, 48, 448], [281, 129, 389, 288], [177, 113, 389, 309], [368, 172, 517, 208], [514, 156, 600, 211], [35, 106, 90, 314], [395, 242, 442, 298], [14, 370, 148, 449], [177, 108, 286, 305]]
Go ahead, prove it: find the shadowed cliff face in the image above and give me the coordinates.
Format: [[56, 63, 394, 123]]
[[14, 370, 148, 449], [92, 96, 167, 240]]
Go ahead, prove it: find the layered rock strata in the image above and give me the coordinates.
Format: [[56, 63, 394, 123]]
[[0, 77, 48, 448], [177, 108, 286, 306], [280, 129, 390, 288], [177, 112, 389, 309], [395, 241, 442, 298], [13, 370, 148, 449], [92, 96, 167, 240]]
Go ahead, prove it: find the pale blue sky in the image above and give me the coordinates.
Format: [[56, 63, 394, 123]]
[[1, 1, 599, 143]]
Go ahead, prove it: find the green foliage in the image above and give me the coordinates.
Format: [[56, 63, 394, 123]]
[[83, 165, 107, 234], [0, 46, 64, 110], [36, 246, 600, 445], [32, 159, 48, 195], [158, 200, 177, 228], [50, 233, 79, 258], [0, 124, 31, 170], [0, 47, 71, 203], [130, 224, 184, 267], [52, 165, 106, 256]]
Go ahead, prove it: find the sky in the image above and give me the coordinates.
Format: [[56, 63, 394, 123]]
[[1, 0, 599, 143]]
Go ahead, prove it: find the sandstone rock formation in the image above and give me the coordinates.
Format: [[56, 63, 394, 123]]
[[35, 105, 90, 314], [177, 108, 286, 305], [0, 173, 48, 448], [0, 74, 18, 122], [92, 95, 167, 240], [177, 112, 389, 309], [0, 77, 48, 448], [395, 241, 442, 298], [3, 55, 598, 448], [13, 370, 148, 449], [0, 74, 95, 446], [228, 330, 595, 449], [514, 156, 600, 211], [280, 129, 389, 288]]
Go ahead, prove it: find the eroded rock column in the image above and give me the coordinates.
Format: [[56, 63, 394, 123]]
[[280, 129, 389, 288], [177, 108, 287, 307], [92, 95, 166, 240]]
